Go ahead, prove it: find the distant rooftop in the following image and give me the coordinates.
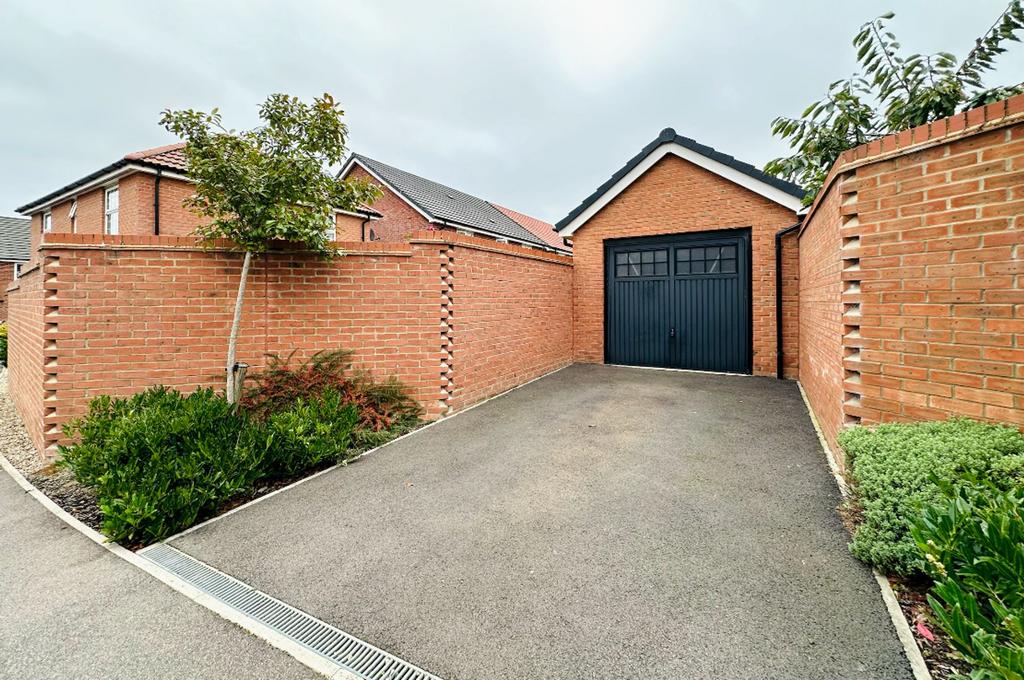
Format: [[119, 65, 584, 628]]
[[0, 216, 31, 262], [346, 154, 564, 251]]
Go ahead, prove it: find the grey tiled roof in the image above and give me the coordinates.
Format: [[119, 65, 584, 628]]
[[350, 154, 549, 248], [0, 216, 30, 261]]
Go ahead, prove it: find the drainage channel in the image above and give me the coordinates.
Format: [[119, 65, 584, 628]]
[[140, 543, 442, 680]]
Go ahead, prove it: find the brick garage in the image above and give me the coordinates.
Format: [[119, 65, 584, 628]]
[[7, 232, 571, 455], [799, 94, 1024, 457], [557, 129, 804, 375]]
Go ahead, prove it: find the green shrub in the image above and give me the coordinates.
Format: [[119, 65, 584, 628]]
[[913, 483, 1024, 679], [839, 418, 1024, 575], [241, 349, 421, 431], [58, 387, 259, 545], [258, 388, 360, 477], [0, 322, 8, 367]]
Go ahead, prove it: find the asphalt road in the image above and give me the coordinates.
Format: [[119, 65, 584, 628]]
[[172, 365, 914, 680], [0, 467, 319, 680]]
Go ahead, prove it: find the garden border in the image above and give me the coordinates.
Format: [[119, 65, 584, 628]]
[[797, 382, 931, 680]]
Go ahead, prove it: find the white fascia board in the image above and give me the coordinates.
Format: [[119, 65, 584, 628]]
[[558, 142, 804, 236], [23, 164, 192, 215], [338, 157, 434, 224]]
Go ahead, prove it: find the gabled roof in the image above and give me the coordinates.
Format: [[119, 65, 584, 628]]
[[556, 128, 806, 235], [0, 216, 31, 262], [17, 143, 190, 214], [340, 154, 553, 250], [492, 204, 570, 253]]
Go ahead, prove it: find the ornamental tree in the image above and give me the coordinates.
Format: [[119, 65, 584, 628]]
[[160, 93, 381, 402], [765, 2, 1024, 204]]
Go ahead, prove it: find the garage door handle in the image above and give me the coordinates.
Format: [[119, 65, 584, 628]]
[[669, 326, 676, 338]]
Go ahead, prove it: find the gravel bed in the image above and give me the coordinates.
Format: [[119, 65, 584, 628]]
[[0, 370, 103, 531]]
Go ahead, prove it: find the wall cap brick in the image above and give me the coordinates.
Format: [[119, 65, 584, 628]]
[[407, 230, 573, 266]]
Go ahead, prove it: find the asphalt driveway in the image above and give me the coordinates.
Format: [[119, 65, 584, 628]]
[[170, 364, 912, 679]]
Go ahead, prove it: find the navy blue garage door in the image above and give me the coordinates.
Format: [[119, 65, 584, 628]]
[[604, 229, 752, 373]]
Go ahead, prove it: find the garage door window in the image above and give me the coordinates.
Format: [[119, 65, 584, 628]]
[[676, 245, 736, 275], [615, 249, 667, 278]]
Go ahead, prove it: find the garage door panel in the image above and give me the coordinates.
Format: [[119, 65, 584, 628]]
[[608, 278, 670, 367], [605, 230, 751, 373]]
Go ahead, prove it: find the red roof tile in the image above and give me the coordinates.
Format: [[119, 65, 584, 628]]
[[125, 143, 188, 171], [492, 203, 569, 252]]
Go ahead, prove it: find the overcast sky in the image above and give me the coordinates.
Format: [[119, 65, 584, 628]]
[[2, 1, 1022, 222]]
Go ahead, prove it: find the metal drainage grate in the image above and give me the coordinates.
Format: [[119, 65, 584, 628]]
[[141, 543, 442, 680]]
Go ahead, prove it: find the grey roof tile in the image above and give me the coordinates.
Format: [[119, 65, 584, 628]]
[[351, 154, 549, 248], [0, 216, 30, 261]]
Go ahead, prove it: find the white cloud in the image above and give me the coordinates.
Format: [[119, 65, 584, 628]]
[[521, 0, 679, 90]]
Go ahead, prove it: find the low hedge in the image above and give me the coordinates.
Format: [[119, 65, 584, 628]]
[[60, 379, 416, 545], [913, 483, 1024, 679], [839, 418, 1024, 575]]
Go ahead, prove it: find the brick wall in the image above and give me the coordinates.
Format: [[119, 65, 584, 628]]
[[570, 154, 798, 374], [0, 262, 16, 321], [779, 230, 800, 379], [6, 264, 45, 451], [797, 179, 847, 451], [444, 238, 574, 409], [10, 232, 572, 456], [799, 94, 1024, 459]]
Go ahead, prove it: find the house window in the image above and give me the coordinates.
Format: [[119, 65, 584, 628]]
[[614, 249, 668, 278], [42, 211, 52, 233], [13, 263, 21, 280], [69, 200, 77, 233], [368, 228, 379, 241], [104, 186, 119, 235], [324, 214, 336, 241]]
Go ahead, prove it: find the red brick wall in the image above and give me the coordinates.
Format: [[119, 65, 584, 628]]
[[0, 262, 16, 321], [6, 264, 46, 451], [799, 94, 1024, 460], [447, 240, 573, 409], [570, 154, 799, 374], [11, 232, 572, 456], [797, 178, 847, 453], [347, 165, 433, 241], [779, 230, 800, 379]]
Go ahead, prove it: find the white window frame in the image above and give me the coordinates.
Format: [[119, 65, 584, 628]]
[[42, 211, 52, 233], [13, 262, 21, 280], [324, 214, 336, 242], [69, 199, 77, 233], [104, 186, 119, 235]]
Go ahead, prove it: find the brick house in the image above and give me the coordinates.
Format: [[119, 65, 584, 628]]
[[16, 144, 566, 262], [0, 216, 30, 321], [15, 144, 387, 265], [555, 128, 805, 376]]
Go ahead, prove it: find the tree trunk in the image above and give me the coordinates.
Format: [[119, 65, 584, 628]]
[[225, 250, 253, 404]]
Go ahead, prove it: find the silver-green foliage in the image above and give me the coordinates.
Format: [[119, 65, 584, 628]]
[[839, 418, 1024, 575]]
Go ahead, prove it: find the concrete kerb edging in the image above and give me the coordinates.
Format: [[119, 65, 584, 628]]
[[795, 382, 932, 680], [0, 362, 571, 679]]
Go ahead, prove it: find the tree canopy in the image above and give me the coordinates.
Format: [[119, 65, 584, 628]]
[[765, 2, 1024, 204], [160, 93, 381, 255]]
